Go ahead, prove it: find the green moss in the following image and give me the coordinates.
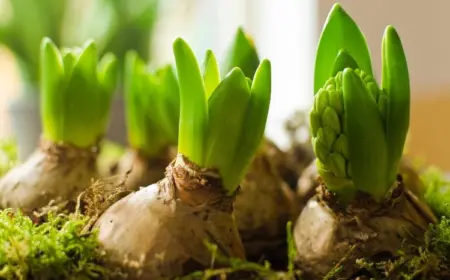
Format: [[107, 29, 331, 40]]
[[421, 166, 450, 217], [353, 217, 450, 280], [0, 210, 115, 280]]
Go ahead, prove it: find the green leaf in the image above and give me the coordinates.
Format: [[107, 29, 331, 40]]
[[152, 65, 180, 145], [124, 51, 153, 153], [62, 52, 77, 79], [40, 38, 117, 147], [96, 52, 118, 139], [98, 53, 118, 94], [314, 3, 373, 94], [226, 59, 272, 191], [343, 68, 388, 200], [202, 49, 221, 99], [158, 65, 180, 144], [74, 40, 98, 79], [124, 52, 177, 157], [381, 25, 410, 186], [173, 38, 208, 165], [331, 49, 359, 77], [205, 68, 250, 190], [221, 27, 260, 79], [40, 38, 65, 143]]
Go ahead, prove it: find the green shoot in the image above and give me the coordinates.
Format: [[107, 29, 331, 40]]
[[173, 38, 271, 192], [382, 26, 411, 187], [226, 60, 272, 189], [204, 68, 250, 189], [314, 3, 373, 94], [40, 38, 118, 148], [124, 51, 179, 157], [221, 27, 260, 79], [311, 3, 410, 201], [173, 38, 208, 165], [202, 50, 221, 99]]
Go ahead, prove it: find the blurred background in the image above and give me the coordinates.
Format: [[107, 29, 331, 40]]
[[0, 0, 448, 171]]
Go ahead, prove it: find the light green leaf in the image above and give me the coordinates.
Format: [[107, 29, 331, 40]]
[[202, 49, 221, 99], [74, 40, 98, 79], [221, 27, 260, 79], [314, 3, 373, 94], [40, 38, 65, 143], [173, 38, 208, 165], [226, 59, 271, 192], [331, 49, 359, 77], [205, 68, 250, 190], [97, 53, 118, 94], [152, 65, 180, 145]]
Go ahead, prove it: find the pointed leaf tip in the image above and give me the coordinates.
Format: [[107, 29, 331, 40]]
[[314, 3, 372, 94], [173, 37, 190, 54], [41, 37, 54, 50], [203, 49, 220, 98], [384, 25, 397, 38], [222, 28, 260, 79], [330, 3, 343, 15], [225, 67, 248, 87], [251, 59, 271, 92], [82, 39, 97, 49], [331, 49, 359, 76], [325, 3, 346, 24]]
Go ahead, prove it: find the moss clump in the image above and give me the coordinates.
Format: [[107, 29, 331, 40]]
[[421, 166, 450, 218], [352, 217, 450, 280], [0, 209, 115, 280]]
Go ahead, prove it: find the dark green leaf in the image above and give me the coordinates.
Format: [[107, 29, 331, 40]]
[[381, 25, 410, 186]]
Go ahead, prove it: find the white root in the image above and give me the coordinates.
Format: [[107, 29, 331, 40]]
[[95, 154, 245, 279]]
